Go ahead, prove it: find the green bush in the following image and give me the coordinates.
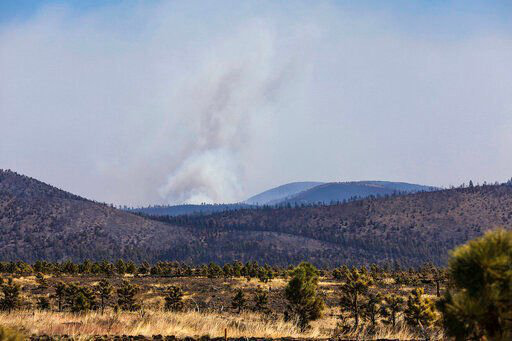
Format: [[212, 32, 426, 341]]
[[438, 228, 512, 340]]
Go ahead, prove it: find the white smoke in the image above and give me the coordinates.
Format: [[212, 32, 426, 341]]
[[1, 1, 512, 205]]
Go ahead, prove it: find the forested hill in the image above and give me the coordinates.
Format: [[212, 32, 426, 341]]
[[153, 183, 512, 266], [0, 169, 194, 262], [2, 169, 512, 267]]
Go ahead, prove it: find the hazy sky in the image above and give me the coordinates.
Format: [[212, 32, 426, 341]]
[[1, 1, 512, 206]]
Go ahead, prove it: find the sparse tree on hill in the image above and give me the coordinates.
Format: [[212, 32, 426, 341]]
[[164, 285, 184, 312], [284, 262, 325, 331]]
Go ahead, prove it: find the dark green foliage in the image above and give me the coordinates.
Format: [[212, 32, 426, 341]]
[[207, 263, 223, 279], [339, 267, 373, 328], [164, 285, 184, 312], [35, 272, 47, 289], [36, 296, 51, 311], [380, 293, 404, 327], [437, 229, 512, 340], [117, 280, 140, 311], [96, 279, 113, 313], [284, 262, 324, 331], [231, 289, 246, 313], [54, 281, 66, 311], [404, 288, 435, 329], [363, 292, 382, 328], [63, 283, 97, 313], [0, 278, 20, 312], [253, 286, 269, 313]]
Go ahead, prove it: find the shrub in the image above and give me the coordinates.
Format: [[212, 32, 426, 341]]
[[284, 262, 324, 331], [437, 228, 512, 340], [164, 285, 184, 312]]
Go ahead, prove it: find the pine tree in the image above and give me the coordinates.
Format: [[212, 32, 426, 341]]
[[54, 281, 67, 311], [284, 262, 324, 331], [0, 279, 20, 313], [437, 229, 512, 340], [207, 262, 223, 279], [117, 280, 140, 311], [35, 273, 47, 289], [253, 286, 269, 313], [96, 279, 113, 314], [231, 289, 246, 313], [380, 294, 404, 327], [339, 267, 373, 328], [164, 285, 184, 312], [404, 288, 435, 329], [363, 292, 382, 328], [36, 296, 51, 311]]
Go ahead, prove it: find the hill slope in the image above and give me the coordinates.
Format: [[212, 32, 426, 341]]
[[280, 181, 436, 205], [0, 169, 193, 262], [157, 184, 512, 266], [245, 182, 324, 205], [2, 169, 512, 266]]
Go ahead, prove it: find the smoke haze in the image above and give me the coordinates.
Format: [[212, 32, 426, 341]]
[[1, 1, 512, 205]]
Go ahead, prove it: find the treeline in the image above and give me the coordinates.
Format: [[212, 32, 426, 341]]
[[0, 259, 443, 279]]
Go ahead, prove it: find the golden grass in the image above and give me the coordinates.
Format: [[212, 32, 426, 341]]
[[0, 310, 442, 340]]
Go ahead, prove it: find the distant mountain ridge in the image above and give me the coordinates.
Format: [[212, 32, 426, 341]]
[[2, 168, 511, 267], [245, 181, 324, 205], [245, 180, 437, 206]]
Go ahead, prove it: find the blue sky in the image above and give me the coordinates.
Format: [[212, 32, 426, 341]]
[[1, 0, 512, 205]]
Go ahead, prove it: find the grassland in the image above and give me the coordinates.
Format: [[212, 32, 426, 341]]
[[1, 273, 444, 340]]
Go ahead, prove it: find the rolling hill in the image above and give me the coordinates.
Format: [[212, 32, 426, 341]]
[[244, 181, 324, 205], [278, 181, 437, 205], [0, 169, 194, 262], [2, 169, 511, 266]]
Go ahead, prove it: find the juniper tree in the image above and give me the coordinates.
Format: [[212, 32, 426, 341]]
[[437, 229, 512, 340], [35, 273, 47, 289], [117, 280, 140, 311], [54, 281, 67, 311], [253, 286, 269, 313], [164, 285, 184, 312], [231, 289, 246, 313], [0, 279, 20, 313], [380, 293, 404, 327], [96, 279, 113, 314], [339, 267, 373, 328], [207, 263, 222, 279], [363, 292, 382, 328], [36, 296, 51, 311], [404, 288, 435, 329], [284, 262, 324, 331]]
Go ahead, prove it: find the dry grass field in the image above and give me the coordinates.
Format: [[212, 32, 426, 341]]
[[0, 274, 444, 340]]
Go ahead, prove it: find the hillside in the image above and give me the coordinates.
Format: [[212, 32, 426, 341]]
[[2, 169, 512, 267], [279, 181, 436, 205], [0, 169, 193, 262], [156, 183, 512, 266], [245, 181, 324, 205]]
